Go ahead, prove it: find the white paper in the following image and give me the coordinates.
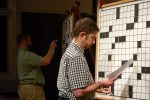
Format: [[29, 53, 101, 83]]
[[106, 59, 134, 80]]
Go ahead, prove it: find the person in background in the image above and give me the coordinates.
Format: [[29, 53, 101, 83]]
[[57, 17, 115, 100], [16, 33, 57, 100]]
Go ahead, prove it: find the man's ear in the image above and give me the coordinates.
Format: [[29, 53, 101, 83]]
[[79, 32, 86, 37], [22, 39, 26, 43]]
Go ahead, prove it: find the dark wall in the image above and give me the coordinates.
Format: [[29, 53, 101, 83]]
[[21, 12, 65, 100]]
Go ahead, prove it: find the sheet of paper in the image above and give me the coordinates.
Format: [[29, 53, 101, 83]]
[[106, 59, 134, 80]]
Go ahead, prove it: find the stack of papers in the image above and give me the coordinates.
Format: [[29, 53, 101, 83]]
[[106, 59, 134, 80]]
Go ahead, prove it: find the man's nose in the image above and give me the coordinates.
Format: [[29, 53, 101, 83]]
[[93, 40, 95, 44]]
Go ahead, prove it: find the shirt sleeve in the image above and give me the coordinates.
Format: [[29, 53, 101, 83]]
[[23, 51, 43, 67], [67, 56, 94, 90]]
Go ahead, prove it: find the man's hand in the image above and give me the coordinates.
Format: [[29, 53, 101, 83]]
[[100, 78, 115, 88], [96, 88, 111, 94], [50, 40, 57, 48]]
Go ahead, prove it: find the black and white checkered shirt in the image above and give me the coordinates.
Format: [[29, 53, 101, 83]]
[[57, 43, 94, 100]]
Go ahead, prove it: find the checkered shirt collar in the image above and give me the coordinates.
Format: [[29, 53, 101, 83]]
[[70, 42, 84, 55]]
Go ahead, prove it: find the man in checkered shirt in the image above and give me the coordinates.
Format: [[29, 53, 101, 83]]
[[57, 17, 114, 100]]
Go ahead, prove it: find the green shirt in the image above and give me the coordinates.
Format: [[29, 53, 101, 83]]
[[17, 48, 45, 85]]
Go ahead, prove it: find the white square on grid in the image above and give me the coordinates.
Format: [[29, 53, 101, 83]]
[[139, 3, 143, 9], [139, 9, 143, 16], [143, 2, 148, 8], [138, 15, 143, 21], [145, 80, 150, 87], [141, 93, 146, 100], [143, 8, 147, 15], [127, 5, 131, 11], [136, 92, 141, 99], [142, 15, 147, 22]]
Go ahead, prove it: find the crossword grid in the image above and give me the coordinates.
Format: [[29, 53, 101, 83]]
[[97, 0, 150, 99]]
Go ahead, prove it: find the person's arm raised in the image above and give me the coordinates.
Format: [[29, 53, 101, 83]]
[[40, 40, 57, 66]]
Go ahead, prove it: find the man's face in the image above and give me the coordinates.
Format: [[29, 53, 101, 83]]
[[26, 35, 32, 47], [83, 33, 96, 49]]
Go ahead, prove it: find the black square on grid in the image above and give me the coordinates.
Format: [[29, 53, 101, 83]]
[[100, 32, 109, 38], [116, 7, 120, 19], [108, 55, 112, 61], [106, 32, 109, 38], [119, 36, 126, 42], [133, 54, 137, 61], [146, 21, 150, 28], [137, 41, 141, 48], [115, 37, 119, 43], [99, 71, 105, 77], [126, 23, 134, 30], [100, 33, 104, 38], [112, 43, 115, 49], [129, 63, 133, 67], [134, 16, 138, 23], [134, 4, 139, 17], [111, 84, 114, 95], [122, 60, 127, 65], [109, 26, 112, 32], [142, 67, 150, 74], [137, 73, 141, 80], [129, 85, 133, 98], [118, 74, 122, 79]]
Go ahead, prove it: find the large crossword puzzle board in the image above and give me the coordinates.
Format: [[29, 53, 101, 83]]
[[62, 15, 73, 53], [95, 0, 150, 100]]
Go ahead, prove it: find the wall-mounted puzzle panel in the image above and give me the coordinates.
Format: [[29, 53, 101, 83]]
[[95, 0, 150, 100], [62, 15, 73, 53]]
